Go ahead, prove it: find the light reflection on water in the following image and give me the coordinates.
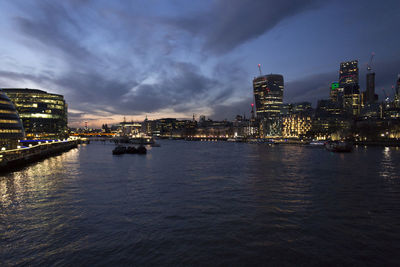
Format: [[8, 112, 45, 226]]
[[380, 147, 398, 183], [1, 142, 400, 266]]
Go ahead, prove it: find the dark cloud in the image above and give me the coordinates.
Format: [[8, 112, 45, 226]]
[[285, 72, 335, 105], [13, 2, 92, 64], [210, 96, 254, 121], [118, 61, 234, 114], [6, 1, 244, 121], [371, 58, 400, 99], [0, 70, 54, 86], [2, 0, 399, 127], [169, 0, 326, 53]]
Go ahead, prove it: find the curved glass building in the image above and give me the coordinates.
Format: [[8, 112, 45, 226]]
[[253, 74, 284, 137], [253, 74, 284, 119], [2, 88, 67, 139], [0, 90, 25, 149]]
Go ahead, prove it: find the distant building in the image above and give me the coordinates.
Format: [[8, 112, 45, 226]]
[[395, 74, 400, 108], [115, 119, 142, 137], [282, 114, 312, 138], [253, 74, 284, 119], [360, 103, 381, 119], [281, 102, 313, 116], [339, 60, 359, 86], [396, 75, 400, 96], [343, 83, 361, 116], [2, 88, 68, 139], [339, 60, 360, 116], [253, 74, 284, 137], [365, 72, 377, 104], [316, 100, 343, 116], [330, 82, 340, 102], [0, 90, 25, 149]]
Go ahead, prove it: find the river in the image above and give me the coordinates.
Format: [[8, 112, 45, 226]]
[[1, 141, 400, 265]]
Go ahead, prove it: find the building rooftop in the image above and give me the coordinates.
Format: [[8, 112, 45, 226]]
[[1, 88, 64, 97]]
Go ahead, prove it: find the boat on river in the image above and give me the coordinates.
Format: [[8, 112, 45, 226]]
[[126, 146, 138, 154], [325, 141, 353, 152], [137, 145, 147, 154], [112, 145, 126, 155]]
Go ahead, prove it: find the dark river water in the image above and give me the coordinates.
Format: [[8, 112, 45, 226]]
[[1, 141, 400, 266]]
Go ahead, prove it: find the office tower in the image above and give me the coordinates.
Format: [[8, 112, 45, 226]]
[[339, 60, 360, 116], [395, 74, 400, 108], [0, 90, 25, 149], [397, 75, 400, 96], [253, 74, 284, 137], [366, 72, 377, 104], [339, 60, 359, 86], [253, 74, 284, 119], [2, 88, 68, 139], [330, 82, 339, 102]]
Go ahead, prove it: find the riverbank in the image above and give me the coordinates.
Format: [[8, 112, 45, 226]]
[[0, 140, 79, 173]]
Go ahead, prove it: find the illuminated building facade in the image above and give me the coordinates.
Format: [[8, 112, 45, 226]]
[[339, 60, 360, 116], [0, 90, 25, 149], [2, 88, 67, 138], [311, 117, 351, 140], [253, 74, 284, 137], [343, 84, 360, 116], [339, 60, 359, 86], [282, 114, 312, 138], [253, 74, 284, 118]]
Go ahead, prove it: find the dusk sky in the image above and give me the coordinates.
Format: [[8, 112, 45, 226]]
[[0, 0, 399, 127]]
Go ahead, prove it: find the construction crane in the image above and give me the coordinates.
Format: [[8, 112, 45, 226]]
[[367, 52, 375, 72], [257, 64, 262, 76]]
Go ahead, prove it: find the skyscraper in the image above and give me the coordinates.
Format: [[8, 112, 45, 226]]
[[253, 74, 284, 119], [366, 72, 375, 103], [330, 82, 339, 102], [339, 60, 360, 116], [253, 74, 284, 137], [395, 74, 400, 108], [339, 60, 359, 86]]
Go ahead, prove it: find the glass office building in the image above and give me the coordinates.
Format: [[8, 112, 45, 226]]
[[253, 74, 284, 137], [2, 88, 67, 138], [339, 60, 360, 116], [253, 74, 284, 119], [0, 90, 25, 149]]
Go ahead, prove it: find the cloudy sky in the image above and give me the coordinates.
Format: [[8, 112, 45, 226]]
[[0, 0, 399, 127]]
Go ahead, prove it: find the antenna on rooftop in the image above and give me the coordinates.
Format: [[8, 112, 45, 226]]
[[257, 64, 262, 76]]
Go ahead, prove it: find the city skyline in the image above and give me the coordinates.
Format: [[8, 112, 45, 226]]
[[0, 0, 399, 128]]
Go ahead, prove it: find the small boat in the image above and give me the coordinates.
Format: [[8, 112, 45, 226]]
[[137, 145, 147, 154], [112, 145, 126, 155], [325, 141, 353, 152], [126, 146, 138, 154], [309, 140, 326, 146]]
